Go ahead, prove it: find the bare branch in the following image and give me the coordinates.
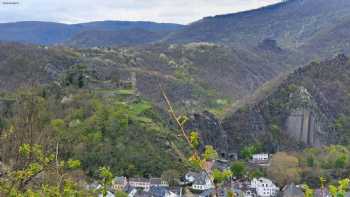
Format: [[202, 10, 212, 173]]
[[159, 85, 197, 155]]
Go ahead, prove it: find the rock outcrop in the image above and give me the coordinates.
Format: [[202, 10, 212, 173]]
[[185, 111, 229, 157], [284, 86, 330, 146], [188, 55, 350, 154], [223, 55, 349, 151]]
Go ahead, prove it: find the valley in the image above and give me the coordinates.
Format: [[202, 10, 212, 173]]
[[1, 0, 350, 196]]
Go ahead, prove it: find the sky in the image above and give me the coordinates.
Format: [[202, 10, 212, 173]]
[[0, 0, 281, 24]]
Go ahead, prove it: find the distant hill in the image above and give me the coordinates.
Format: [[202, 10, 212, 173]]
[[0, 42, 78, 90], [3, 0, 350, 53], [164, 0, 350, 51], [302, 20, 350, 58], [0, 22, 76, 45], [0, 21, 183, 45], [67, 29, 169, 48]]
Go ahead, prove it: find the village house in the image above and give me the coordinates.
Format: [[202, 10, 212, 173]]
[[250, 177, 279, 197], [150, 178, 169, 187], [170, 187, 182, 197], [112, 176, 128, 191], [127, 184, 179, 197], [149, 186, 179, 197], [127, 188, 138, 197], [129, 189, 151, 197], [189, 171, 214, 192], [250, 154, 270, 166], [198, 189, 215, 197], [244, 189, 257, 197], [128, 178, 150, 191], [183, 171, 198, 184], [232, 181, 257, 197], [252, 154, 269, 162], [183, 171, 214, 192]]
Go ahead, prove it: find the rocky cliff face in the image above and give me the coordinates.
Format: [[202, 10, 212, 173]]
[[286, 109, 321, 146], [226, 54, 350, 151], [187, 55, 350, 154], [284, 87, 330, 146], [185, 87, 327, 156], [184, 111, 229, 157]]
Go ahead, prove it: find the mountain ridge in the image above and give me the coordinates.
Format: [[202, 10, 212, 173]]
[[164, 0, 350, 52], [0, 20, 184, 45]]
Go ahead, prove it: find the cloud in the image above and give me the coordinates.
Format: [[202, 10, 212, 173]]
[[0, 0, 281, 24]]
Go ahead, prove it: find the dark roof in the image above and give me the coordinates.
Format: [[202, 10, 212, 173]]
[[149, 186, 170, 197], [186, 171, 199, 177], [170, 187, 182, 195], [129, 177, 149, 183], [123, 183, 135, 193], [282, 183, 304, 197], [199, 189, 214, 197], [135, 190, 152, 197], [194, 171, 210, 185], [217, 188, 228, 197], [150, 178, 162, 185]]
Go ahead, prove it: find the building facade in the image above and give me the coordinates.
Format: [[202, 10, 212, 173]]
[[112, 176, 128, 191], [252, 154, 269, 162], [129, 178, 150, 191], [250, 178, 279, 197]]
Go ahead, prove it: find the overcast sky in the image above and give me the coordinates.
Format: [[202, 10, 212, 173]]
[[0, 0, 281, 24]]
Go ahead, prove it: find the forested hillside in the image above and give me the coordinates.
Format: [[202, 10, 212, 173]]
[[0, 80, 189, 178], [214, 55, 350, 153], [0, 42, 303, 115]]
